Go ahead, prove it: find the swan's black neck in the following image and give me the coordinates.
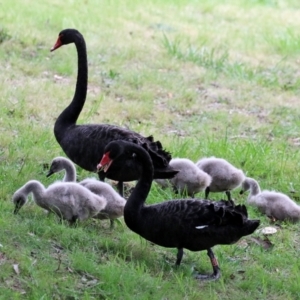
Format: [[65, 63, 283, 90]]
[[55, 33, 88, 139], [125, 147, 154, 213]]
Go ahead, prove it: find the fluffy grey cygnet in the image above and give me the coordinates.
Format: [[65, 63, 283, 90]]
[[155, 158, 212, 197], [47, 156, 126, 227], [80, 178, 126, 224], [240, 177, 300, 222], [196, 157, 245, 201], [12, 180, 107, 224]]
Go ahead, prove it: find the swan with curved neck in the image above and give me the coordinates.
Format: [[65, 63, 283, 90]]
[[50, 29, 177, 196], [97, 141, 260, 280]]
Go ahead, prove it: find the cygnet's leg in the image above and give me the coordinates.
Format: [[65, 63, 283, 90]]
[[13, 204, 22, 214], [175, 248, 184, 266], [117, 181, 124, 197], [225, 190, 232, 201], [268, 215, 277, 223], [204, 187, 210, 199], [109, 219, 115, 229], [69, 215, 79, 226], [173, 186, 179, 195], [194, 248, 221, 281]]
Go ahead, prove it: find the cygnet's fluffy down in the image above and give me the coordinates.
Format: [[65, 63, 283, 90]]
[[80, 178, 126, 220], [46, 157, 126, 226], [12, 180, 106, 224], [155, 158, 212, 197], [196, 157, 245, 200], [241, 177, 300, 222]]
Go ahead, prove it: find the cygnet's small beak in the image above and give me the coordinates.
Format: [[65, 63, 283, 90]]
[[46, 170, 54, 177]]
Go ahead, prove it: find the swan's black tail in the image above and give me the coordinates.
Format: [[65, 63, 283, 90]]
[[140, 137, 178, 179], [210, 200, 260, 234], [242, 219, 260, 236], [153, 167, 179, 179], [143, 137, 172, 166]]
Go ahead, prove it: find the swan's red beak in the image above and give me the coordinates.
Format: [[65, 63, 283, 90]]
[[97, 152, 112, 173], [51, 37, 62, 52]]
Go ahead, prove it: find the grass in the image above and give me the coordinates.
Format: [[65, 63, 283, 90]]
[[1, 0, 300, 299]]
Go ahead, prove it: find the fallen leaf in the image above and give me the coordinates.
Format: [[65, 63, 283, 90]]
[[236, 239, 248, 249], [13, 264, 20, 275], [0, 252, 8, 264], [257, 226, 277, 235], [86, 279, 98, 287], [54, 74, 63, 80], [66, 266, 74, 273], [229, 269, 246, 280]]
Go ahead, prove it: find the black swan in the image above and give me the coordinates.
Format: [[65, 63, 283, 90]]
[[97, 141, 260, 280], [50, 28, 177, 195]]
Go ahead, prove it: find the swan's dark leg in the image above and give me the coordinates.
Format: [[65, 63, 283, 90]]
[[194, 248, 221, 281], [98, 172, 105, 182], [175, 248, 184, 266], [117, 181, 124, 197], [205, 187, 210, 199], [225, 190, 232, 201], [98, 172, 123, 196], [207, 248, 221, 279]]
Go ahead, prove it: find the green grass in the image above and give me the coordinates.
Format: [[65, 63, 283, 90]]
[[1, 0, 300, 299]]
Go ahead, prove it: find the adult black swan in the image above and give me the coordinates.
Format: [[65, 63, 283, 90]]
[[97, 141, 260, 280], [50, 29, 177, 195]]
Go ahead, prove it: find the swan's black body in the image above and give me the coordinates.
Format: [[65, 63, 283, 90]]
[[51, 29, 177, 194], [98, 141, 260, 280]]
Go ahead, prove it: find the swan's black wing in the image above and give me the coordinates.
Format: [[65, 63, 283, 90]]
[[146, 199, 247, 227], [56, 124, 173, 176], [127, 199, 259, 251]]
